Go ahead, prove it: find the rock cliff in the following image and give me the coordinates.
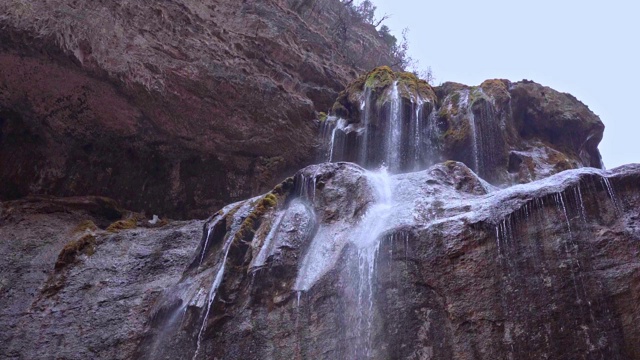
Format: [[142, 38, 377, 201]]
[[326, 67, 604, 183], [1, 2, 639, 360], [0, 0, 394, 219], [2, 162, 639, 359]]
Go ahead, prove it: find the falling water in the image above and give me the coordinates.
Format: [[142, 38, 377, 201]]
[[558, 192, 572, 236], [329, 118, 347, 162], [292, 166, 394, 358], [297, 169, 320, 202], [350, 167, 393, 358], [409, 96, 427, 171], [574, 185, 588, 223], [192, 236, 233, 360], [386, 82, 403, 171], [252, 210, 286, 269], [200, 227, 213, 266], [192, 200, 256, 360], [413, 98, 423, 166], [359, 87, 373, 168], [198, 209, 230, 266], [601, 177, 621, 213], [466, 98, 480, 173]]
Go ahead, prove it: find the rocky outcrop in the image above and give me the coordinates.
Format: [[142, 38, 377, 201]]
[[139, 161, 640, 359], [325, 68, 605, 184], [0, 196, 202, 359], [0, 0, 395, 219], [3, 162, 638, 359]]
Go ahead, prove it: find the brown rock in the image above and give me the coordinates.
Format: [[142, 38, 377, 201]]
[[327, 69, 605, 184], [0, 0, 396, 219]]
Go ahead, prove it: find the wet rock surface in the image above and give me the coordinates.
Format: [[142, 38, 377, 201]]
[[326, 70, 605, 184], [1, 2, 638, 359], [133, 162, 640, 359], [1, 163, 639, 359]]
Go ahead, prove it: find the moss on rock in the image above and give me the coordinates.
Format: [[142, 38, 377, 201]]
[[73, 220, 98, 234], [106, 217, 138, 233], [480, 79, 511, 105], [365, 66, 394, 89], [234, 187, 287, 245], [55, 233, 97, 270], [397, 71, 436, 102], [443, 115, 471, 145]]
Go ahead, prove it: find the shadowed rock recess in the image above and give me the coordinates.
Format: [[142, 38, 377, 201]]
[[1, 3, 639, 360], [0, 0, 396, 219]]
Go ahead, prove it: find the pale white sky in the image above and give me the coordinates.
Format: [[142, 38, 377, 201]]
[[373, 0, 639, 168]]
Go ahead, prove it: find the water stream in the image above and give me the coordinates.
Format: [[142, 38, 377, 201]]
[[350, 168, 393, 358]]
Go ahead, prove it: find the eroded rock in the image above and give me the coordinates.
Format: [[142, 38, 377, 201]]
[[324, 68, 605, 184]]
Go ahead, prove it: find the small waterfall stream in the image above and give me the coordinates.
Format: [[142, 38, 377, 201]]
[[386, 82, 403, 172], [192, 240, 231, 360], [351, 168, 393, 358], [191, 199, 256, 360], [359, 87, 374, 167]]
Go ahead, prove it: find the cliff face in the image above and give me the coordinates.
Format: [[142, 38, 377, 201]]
[[1, 2, 639, 360], [2, 163, 638, 359], [327, 67, 604, 184], [0, 197, 203, 359], [0, 0, 394, 219]]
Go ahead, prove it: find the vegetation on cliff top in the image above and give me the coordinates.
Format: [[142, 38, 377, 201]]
[[330, 66, 436, 117]]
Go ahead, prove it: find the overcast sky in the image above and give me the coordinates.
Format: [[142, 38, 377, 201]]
[[373, 0, 639, 168]]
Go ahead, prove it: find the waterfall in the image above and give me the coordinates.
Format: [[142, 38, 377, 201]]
[[411, 96, 426, 171], [359, 87, 373, 168], [458, 90, 480, 174], [192, 241, 231, 360], [325, 81, 436, 174], [350, 167, 393, 358], [329, 118, 347, 162], [386, 82, 403, 172], [251, 210, 286, 270], [294, 167, 393, 292], [198, 209, 230, 266], [601, 177, 621, 213], [192, 199, 256, 360], [293, 166, 394, 358]]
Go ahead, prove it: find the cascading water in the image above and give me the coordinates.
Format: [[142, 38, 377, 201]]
[[324, 77, 435, 174], [386, 82, 403, 172], [191, 200, 255, 360], [350, 168, 393, 358], [292, 166, 394, 358], [127, 64, 630, 360], [462, 90, 481, 174], [411, 97, 426, 171], [251, 210, 286, 269], [359, 87, 373, 168], [192, 240, 231, 360]]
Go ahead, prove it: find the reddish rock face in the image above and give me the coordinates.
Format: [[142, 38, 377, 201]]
[[0, 0, 395, 219]]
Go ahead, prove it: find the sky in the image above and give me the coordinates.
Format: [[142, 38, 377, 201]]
[[373, 0, 639, 168]]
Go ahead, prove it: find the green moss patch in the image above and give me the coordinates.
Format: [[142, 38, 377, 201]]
[[397, 72, 436, 101], [106, 217, 138, 233], [55, 234, 97, 271], [365, 66, 395, 89], [72, 220, 98, 234]]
